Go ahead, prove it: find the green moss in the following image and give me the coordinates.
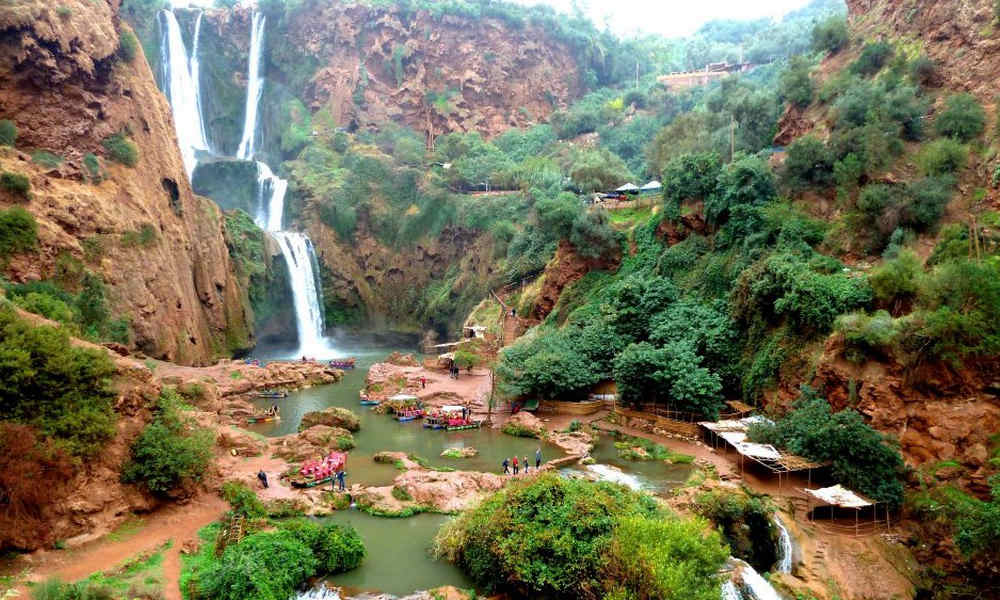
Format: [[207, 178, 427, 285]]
[[103, 132, 139, 167], [0, 171, 30, 198], [0, 120, 17, 146]]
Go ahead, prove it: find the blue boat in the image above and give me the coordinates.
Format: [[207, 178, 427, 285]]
[[360, 400, 379, 406]]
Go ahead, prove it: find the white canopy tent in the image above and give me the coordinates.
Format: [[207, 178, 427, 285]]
[[640, 180, 662, 192], [615, 182, 640, 193]]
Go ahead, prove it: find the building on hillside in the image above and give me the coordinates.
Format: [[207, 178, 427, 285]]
[[657, 62, 753, 90]]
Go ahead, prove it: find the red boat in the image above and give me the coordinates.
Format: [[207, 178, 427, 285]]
[[290, 451, 346, 488]]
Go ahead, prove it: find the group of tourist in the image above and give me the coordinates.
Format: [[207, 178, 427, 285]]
[[502, 448, 542, 475]]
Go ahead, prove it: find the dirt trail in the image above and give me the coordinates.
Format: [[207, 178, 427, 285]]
[[14, 494, 227, 600]]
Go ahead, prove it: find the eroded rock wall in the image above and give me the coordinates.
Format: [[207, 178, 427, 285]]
[[0, 0, 252, 364]]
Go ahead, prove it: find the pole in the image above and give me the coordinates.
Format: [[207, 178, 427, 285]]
[[730, 116, 736, 162]]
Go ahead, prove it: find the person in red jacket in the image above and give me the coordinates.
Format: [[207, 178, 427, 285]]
[[512, 456, 519, 475]]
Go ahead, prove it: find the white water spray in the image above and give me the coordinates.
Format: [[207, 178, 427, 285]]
[[159, 9, 209, 177], [255, 162, 287, 232], [271, 232, 326, 355], [236, 11, 266, 160], [584, 464, 645, 491], [773, 515, 793, 574], [296, 586, 341, 600], [722, 558, 784, 600]]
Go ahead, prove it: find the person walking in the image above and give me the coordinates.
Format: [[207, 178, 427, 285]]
[[523, 456, 529, 473], [257, 470, 268, 489], [512, 456, 519, 475], [337, 470, 347, 492], [420, 376, 426, 389], [535, 447, 542, 469], [502, 457, 510, 475]]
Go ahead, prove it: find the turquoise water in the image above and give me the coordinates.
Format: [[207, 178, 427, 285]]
[[317, 511, 472, 596]]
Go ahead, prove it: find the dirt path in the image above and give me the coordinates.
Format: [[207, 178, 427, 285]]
[[14, 493, 227, 599]]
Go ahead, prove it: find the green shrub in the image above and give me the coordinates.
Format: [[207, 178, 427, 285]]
[[909, 54, 937, 86], [102, 132, 139, 167], [0, 119, 16, 146], [661, 151, 721, 209], [851, 41, 894, 77], [276, 518, 366, 574], [918, 138, 967, 175], [83, 153, 102, 182], [12, 292, 77, 329], [0, 171, 30, 198], [501, 423, 539, 438], [782, 135, 834, 189], [869, 249, 923, 308], [934, 93, 986, 141], [31, 150, 62, 169], [835, 310, 900, 361], [434, 474, 727, 599], [118, 29, 139, 62], [220, 481, 267, 520], [0, 306, 116, 457], [197, 530, 318, 600], [811, 15, 849, 54], [694, 490, 777, 572], [122, 389, 213, 495], [56, 5, 72, 18]]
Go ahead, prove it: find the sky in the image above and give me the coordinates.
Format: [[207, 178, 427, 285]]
[[515, 0, 815, 38]]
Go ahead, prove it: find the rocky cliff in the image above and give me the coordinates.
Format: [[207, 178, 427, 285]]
[[847, 0, 1000, 100], [0, 0, 252, 364]]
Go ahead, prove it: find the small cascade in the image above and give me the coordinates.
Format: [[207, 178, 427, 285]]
[[189, 11, 207, 150], [236, 11, 266, 160], [271, 231, 326, 355], [158, 9, 209, 177], [296, 586, 341, 600], [255, 161, 287, 232], [773, 515, 793, 574], [723, 558, 784, 600], [583, 464, 645, 491]]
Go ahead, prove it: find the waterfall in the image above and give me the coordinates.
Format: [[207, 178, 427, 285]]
[[773, 515, 793, 574], [584, 464, 645, 491], [255, 161, 287, 232], [190, 11, 207, 150], [722, 558, 784, 600], [271, 232, 326, 355], [296, 587, 341, 600], [236, 11, 266, 160], [159, 9, 209, 178]]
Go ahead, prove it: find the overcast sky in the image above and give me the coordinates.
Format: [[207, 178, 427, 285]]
[[513, 0, 815, 37]]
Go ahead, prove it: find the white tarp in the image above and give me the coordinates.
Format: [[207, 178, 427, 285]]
[[803, 484, 873, 508], [615, 182, 639, 192], [735, 442, 782, 461], [641, 180, 662, 190], [441, 405, 465, 412], [389, 394, 418, 401], [700, 419, 748, 432], [718, 431, 748, 446]]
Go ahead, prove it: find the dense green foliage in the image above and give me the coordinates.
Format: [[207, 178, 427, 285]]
[[118, 29, 139, 62], [934, 93, 986, 142], [779, 56, 814, 108], [0, 119, 16, 146], [0, 205, 37, 256], [122, 389, 213, 495], [811, 15, 849, 54], [0, 306, 117, 458], [749, 387, 905, 507], [182, 517, 365, 600], [434, 474, 727, 599], [694, 490, 778, 572], [5, 273, 131, 344]]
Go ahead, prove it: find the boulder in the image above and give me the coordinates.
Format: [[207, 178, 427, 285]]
[[504, 411, 545, 435], [216, 427, 268, 457], [272, 425, 355, 461], [441, 447, 478, 458], [548, 430, 593, 456], [394, 469, 506, 513], [299, 406, 361, 432], [386, 352, 419, 366]]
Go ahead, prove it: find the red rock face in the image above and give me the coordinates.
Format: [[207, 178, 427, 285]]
[[847, 0, 999, 101], [0, 1, 251, 364], [532, 240, 621, 322], [810, 337, 1000, 497], [283, 3, 582, 139]]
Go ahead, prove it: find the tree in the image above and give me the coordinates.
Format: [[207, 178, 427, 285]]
[[661, 152, 722, 211], [782, 135, 834, 190], [706, 154, 776, 225], [811, 15, 848, 54], [778, 56, 814, 108]]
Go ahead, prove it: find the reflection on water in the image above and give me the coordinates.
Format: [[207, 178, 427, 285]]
[[317, 511, 472, 596]]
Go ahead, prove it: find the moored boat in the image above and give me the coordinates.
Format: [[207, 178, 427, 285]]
[[288, 451, 346, 488], [256, 389, 287, 399], [246, 415, 281, 424], [329, 357, 357, 369]]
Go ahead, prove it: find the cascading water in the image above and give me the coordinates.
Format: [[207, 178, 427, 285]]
[[256, 162, 287, 232], [159, 9, 209, 178], [296, 587, 340, 600], [584, 464, 645, 491], [236, 11, 266, 160], [773, 515, 793, 574]]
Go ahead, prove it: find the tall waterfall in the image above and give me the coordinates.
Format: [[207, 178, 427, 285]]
[[158, 8, 329, 357], [236, 11, 266, 160], [159, 9, 209, 178], [236, 12, 327, 356]]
